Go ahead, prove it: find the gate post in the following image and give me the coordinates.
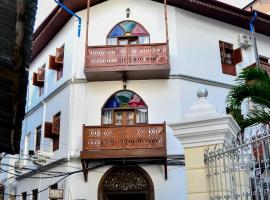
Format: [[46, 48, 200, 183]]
[[170, 89, 240, 200]]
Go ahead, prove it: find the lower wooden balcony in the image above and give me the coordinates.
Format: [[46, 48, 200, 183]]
[[84, 43, 170, 81], [80, 123, 167, 160]]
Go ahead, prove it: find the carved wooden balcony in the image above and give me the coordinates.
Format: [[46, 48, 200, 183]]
[[84, 43, 170, 81], [246, 61, 270, 75], [80, 123, 167, 160]]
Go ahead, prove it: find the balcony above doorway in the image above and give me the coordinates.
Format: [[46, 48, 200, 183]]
[[80, 123, 167, 159], [84, 43, 170, 81]]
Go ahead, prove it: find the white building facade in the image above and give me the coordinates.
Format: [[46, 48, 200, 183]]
[[1, 0, 270, 199]]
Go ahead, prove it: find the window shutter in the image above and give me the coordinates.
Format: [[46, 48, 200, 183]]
[[33, 72, 44, 87], [32, 72, 38, 86], [55, 48, 64, 63], [49, 55, 62, 71], [219, 42, 226, 63], [222, 63, 236, 76], [53, 136, 59, 151], [44, 122, 53, 138], [52, 115, 60, 134], [37, 68, 45, 81], [232, 48, 243, 65]]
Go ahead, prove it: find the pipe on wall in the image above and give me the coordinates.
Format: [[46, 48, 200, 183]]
[[54, 0, 81, 37]]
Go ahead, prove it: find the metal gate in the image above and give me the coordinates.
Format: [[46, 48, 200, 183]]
[[205, 125, 270, 200]]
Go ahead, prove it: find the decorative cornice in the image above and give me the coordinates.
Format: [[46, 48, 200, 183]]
[[170, 115, 240, 148], [170, 74, 233, 89]]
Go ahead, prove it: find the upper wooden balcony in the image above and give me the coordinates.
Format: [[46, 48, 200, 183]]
[[80, 123, 167, 160], [245, 60, 270, 75], [84, 43, 170, 81]]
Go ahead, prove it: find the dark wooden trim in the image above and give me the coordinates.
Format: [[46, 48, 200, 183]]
[[84, 64, 170, 81], [98, 165, 155, 200], [80, 148, 166, 159]]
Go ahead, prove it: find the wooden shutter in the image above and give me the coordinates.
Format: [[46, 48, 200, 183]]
[[32, 72, 38, 86], [55, 47, 64, 63], [37, 68, 45, 81], [219, 42, 226, 63], [35, 127, 41, 151], [44, 122, 53, 138], [52, 115, 60, 134], [53, 136, 59, 151], [222, 63, 236, 76], [49, 55, 62, 71], [232, 48, 243, 65]]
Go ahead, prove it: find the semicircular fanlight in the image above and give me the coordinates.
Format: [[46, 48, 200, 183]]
[[108, 21, 148, 38], [103, 90, 147, 109]]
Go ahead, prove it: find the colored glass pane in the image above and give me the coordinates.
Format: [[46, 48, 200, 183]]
[[104, 96, 120, 108], [120, 21, 136, 33], [131, 24, 148, 36], [104, 90, 146, 109], [109, 25, 125, 37]]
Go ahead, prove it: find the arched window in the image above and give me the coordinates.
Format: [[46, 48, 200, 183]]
[[102, 90, 148, 125], [107, 20, 150, 45]]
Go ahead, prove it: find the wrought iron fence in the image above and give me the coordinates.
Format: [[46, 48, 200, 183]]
[[205, 124, 270, 200]]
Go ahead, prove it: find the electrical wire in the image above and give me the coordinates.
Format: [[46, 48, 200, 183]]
[[3, 163, 105, 197]]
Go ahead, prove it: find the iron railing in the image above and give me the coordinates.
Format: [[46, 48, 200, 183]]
[[205, 124, 270, 200]]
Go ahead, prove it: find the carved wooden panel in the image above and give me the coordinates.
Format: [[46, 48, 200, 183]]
[[83, 124, 165, 151], [83, 127, 123, 150], [86, 43, 168, 68], [104, 167, 148, 192], [124, 125, 165, 149], [128, 44, 168, 66]]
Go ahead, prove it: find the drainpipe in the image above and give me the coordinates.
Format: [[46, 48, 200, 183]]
[[54, 0, 81, 37], [250, 11, 260, 67]]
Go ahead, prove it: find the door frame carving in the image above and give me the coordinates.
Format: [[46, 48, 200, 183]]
[[98, 165, 155, 200]]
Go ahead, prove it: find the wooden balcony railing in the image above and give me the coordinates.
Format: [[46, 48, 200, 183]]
[[246, 62, 270, 75], [81, 123, 166, 159], [84, 43, 170, 81]]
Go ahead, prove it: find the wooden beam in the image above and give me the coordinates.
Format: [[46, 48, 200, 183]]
[[85, 0, 91, 68]]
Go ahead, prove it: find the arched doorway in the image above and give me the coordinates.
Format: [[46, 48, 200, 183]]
[[98, 166, 155, 200]]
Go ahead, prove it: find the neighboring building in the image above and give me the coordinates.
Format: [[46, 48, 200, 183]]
[[1, 0, 270, 199], [244, 0, 270, 14]]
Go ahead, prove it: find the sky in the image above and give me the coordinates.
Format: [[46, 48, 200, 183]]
[[34, 0, 56, 30], [34, 0, 253, 30]]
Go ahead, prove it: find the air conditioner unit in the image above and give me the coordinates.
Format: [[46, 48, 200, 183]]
[[237, 34, 252, 49], [34, 151, 53, 165]]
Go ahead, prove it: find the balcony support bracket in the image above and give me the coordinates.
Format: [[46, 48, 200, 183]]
[[81, 160, 89, 182], [164, 157, 168, 180]]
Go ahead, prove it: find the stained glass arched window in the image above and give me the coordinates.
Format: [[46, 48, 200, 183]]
[[102, 90, 148, 125], [107, 21, 150, 45]]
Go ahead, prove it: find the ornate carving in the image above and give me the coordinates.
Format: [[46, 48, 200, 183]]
[[86, 43, 168, 68], [104, 168, 148, 192], [84, 127, 123, 150]]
